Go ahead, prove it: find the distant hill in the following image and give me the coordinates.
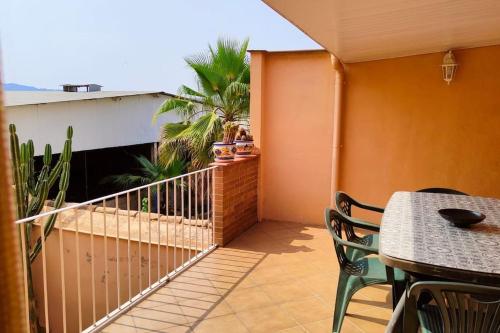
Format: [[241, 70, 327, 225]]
[[3, 83, 55, 91]]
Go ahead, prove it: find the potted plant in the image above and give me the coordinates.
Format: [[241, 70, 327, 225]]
[[235, 127, 254, 156], [154, 38, 250, 169], [213, 122, 239, 161]]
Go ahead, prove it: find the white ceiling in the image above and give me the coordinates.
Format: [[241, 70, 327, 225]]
[[263, 0, 500, 62]]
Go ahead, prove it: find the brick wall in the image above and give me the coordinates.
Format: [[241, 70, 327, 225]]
[[212, 155, 259, 246]]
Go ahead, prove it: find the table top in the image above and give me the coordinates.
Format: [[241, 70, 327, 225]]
[[379, 191, 500, 285]]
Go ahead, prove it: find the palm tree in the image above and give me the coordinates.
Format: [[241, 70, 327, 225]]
[[154, 37, 250, 169], [102, 155, 186, 213], [102, 155, 185, 189]]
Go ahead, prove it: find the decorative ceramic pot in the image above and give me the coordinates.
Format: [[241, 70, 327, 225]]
[[235, 140, 254, 156], [213, 142, 237, 161]]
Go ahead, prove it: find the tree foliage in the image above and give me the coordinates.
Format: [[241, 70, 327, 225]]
[[154, 38, 250, 169]]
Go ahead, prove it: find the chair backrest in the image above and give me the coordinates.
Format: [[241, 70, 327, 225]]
[[417, 188, 469, 196], [335, 192, 357, 241], [324, 209, 367, 276], [407, 281, 500, 333]]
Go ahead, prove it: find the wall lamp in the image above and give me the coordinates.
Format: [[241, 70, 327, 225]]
[[441, 50, 458, 85]]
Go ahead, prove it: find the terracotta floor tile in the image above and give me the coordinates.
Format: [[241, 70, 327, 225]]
[[345, 309, 391, 333], [107, 221, 393, 332], [277, 325, 307, 332], [257, 253, 302, 267], [131, 315, 183, 331], [279, 262, 322, 278], [167, 279, 221, 297], [301, 272, 338, 298], [264, 228, 312, 241], [112, 313, 136, 325], [128, 305, 189, 330], [210, 274, 256, 293], [357, 285, 393, 309], [236, 305, 298, 333], [346, 293, 393, 315], [202, 256, 259, 270], [303, 317, 362, 333], [103, 322, 138, 333], [178, 297, 233, 320], [260, 279, 313, 303], [157, 325, 193, 333], [173, 273, 217, 287], [103, 315, 137, 333], [193, 314, 249, 333], [145, 288, 177, 303], [246, 265, 290, 285], [224, 286, 274, 312], [132, 301, 184, 315], [165, 282, 221, 303], [134, 298, 177, 310], [280, 297, 332, 325], [196, 260, 254, 273], [292, 249, 333, 263]]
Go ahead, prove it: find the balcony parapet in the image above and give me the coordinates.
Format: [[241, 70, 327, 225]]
[[210, 155, 259, 245]]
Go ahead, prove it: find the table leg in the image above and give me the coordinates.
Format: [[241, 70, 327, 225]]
[[385, 266, 403, 309], [385, 267, 406, 333]]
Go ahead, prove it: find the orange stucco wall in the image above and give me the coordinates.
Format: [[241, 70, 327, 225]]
[[250, 50, 336, 224], [31, 226, 193, 333], [250, 46, 500, 225], [341, 45, 500, 210]]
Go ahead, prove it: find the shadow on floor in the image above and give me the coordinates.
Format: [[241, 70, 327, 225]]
[[103, 220, 392, 333]]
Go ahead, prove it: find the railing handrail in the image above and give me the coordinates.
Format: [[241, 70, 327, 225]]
[[15, 166, 217, 224], [17, 164, 217, 332]]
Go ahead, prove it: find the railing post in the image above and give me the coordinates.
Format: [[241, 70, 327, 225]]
[[14, 167, 219, 333]]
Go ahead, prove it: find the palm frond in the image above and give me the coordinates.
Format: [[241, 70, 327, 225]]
[[159, 122, 191, 167], [155, 37, 251, 170], [187, 60, 227, 98], [178, 85, 207, 100], [223, 81, 250, 120], [185, 112, 223, 148], [154, 98, 197, 122], [101, 174, 151, 188], [101, 154, 187, 190]]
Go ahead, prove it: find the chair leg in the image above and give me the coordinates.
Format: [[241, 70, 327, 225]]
[[332, 272, 357, 333], [403, 294, 419, 333]]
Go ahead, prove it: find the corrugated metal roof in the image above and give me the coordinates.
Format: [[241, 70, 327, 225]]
[[4, 91, 176, 107]]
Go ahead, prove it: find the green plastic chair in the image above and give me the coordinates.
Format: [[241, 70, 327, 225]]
[[325, 208, 406, 333], [404, 281, 500, 333], [335, 192, 384, 260]]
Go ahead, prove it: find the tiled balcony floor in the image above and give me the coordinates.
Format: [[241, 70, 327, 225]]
[[104, 221, 392, 333]]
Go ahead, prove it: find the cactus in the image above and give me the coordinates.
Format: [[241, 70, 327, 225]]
[[235, 127, 253, 141], [9, 124, 73, 333], [222, 122, 239, 144]]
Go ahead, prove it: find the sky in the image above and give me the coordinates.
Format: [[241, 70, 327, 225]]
[[0, 0, 320, 93]]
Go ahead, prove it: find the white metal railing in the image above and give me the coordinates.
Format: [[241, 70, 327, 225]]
[[16, 166, 217, 333]]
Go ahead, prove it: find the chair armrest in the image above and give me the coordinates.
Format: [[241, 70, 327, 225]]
[[355, 201, 385, 213], [325, 208, 379, 255], [342, 214, 381, 232], [335, 191, 385, 214], [334, 235, 379, 255]]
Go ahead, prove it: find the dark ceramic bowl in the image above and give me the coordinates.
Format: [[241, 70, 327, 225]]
[[438, 208, 486, 227]]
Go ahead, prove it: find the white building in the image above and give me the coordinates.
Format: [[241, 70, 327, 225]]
[[4, 90, 180, 155], [3, 90, 183, 201]]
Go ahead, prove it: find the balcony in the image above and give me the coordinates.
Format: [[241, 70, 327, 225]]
[[16, 156, 392, 333], [103, 220, 391, 333]]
